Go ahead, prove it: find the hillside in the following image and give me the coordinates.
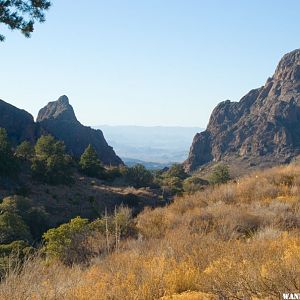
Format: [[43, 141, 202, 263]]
[[1, 162, 300, 299], [185, 49, 300, 173], [0, 170, 161, 228]]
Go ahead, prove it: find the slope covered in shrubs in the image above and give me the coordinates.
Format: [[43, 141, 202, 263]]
[[2, 163, 300, 299]]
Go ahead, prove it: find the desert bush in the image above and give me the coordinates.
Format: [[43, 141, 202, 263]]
[[0, 240, 33, 279], [161, 176, 184, 195], [188, 212, 214, 234], [43, 207, 134, 265], [200, 235, 300, 298], [43, 217, 91, 265], [209, 164, 230, 185], [183, 176, 208, 194], [0, 254, 82, 300], [136, 207, 170, 239]]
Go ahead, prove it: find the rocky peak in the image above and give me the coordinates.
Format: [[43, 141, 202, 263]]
[[184, 49, 300, 173], [273, 49, 300, 82], [36, 95, 78, 123], [36, 95, 123, 166]]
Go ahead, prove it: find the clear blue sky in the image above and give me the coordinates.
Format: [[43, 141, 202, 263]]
[[0, 0, 299, 127]]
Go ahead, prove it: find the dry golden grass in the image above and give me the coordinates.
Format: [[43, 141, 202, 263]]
[[160, 291, 216, 299], [2, 163, 300, 299]]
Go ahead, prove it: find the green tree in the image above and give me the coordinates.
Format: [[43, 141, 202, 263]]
[[165, 164, 188, 180], [15, 141, 34, 161], [79, 144, 105, 178], [32, 135, 73, 184], [0, 212, 32, 244], [209, 164, 231, 185], [0, 0, 51, 41], [0, 196, 49, 240], [0, 128, 19, 176], [43, 217, 90, 265], [124, 164, 154, 188], [154, 164, 189, 196]]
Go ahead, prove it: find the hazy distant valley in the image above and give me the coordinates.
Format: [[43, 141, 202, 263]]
[[96, 125, 203, 168]]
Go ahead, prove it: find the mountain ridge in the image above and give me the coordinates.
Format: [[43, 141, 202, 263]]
[[184, 48, 300, 172], [0, 96, 123, 166]]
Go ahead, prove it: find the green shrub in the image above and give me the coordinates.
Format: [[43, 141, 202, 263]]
[[154, 164, 190, 195], [165, 164, 188, 180], [183, 176, 208, 193], [161, 176, 183, 195], [43, 217, 90, 265], [0, 240, 33, 279], [209, 164, 231, 185], [90, 206, 134, 238], [123, 164, 154, 188]]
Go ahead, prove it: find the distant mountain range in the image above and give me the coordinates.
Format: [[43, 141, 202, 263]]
[[94, 125, 203, 169]]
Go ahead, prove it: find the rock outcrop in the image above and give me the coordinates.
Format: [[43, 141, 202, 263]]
[[0, 100, 37, 145], [184, 49, 300, 172], [37, 95, 123, 166]]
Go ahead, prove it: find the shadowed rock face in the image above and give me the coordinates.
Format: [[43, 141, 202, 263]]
[[37, 95, 123, 166], [0, 100, 37, 145], [184, 49, 300, 172]]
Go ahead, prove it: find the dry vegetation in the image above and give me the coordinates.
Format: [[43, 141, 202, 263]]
[[3, 163, 300, 299]]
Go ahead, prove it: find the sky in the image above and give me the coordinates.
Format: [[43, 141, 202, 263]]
[[0, 0, 299, 127]]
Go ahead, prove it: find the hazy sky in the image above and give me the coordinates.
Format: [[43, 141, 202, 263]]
[[0, 0, 299, 127]]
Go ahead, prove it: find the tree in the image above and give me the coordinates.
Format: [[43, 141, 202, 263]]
[[79, 144, 105, 178], [124, 164, 154, 188], [165, 164, 188, 180], [209, 164, 231, 185], [155, 163, 189, 195], [0, 0, 51, 41], [32, 135, 73, 184], [15, 141, 34, 161], [0, 128, 19, 176], [0, 196, 49, 240], [0, 212, 32, 244]]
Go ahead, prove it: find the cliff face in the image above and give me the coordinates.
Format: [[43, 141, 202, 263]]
[[37, 95, 123, 166], [185, 49, 300, 172], [0, 100, 37, 145]]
